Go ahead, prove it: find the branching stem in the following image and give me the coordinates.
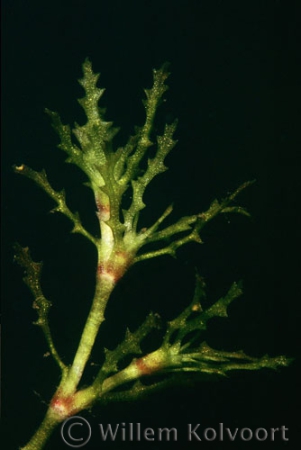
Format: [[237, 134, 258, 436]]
[[14, 61, 290, 450]]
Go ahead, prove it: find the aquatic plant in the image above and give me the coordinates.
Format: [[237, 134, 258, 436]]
[[14, 60, 290, 449]]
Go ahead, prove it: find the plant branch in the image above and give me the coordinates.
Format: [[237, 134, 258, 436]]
[[15, 59, 291, 450], [13, 244, 66, 371], [13, 164, 97, 245], [119, 63, 171, 187], [93, 311, 161, 388]]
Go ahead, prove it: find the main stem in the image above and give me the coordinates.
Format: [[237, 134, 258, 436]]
[[21, 228, 132, 449], [63, 275, 115, 396], [20, 412, 61, 450], [20, 278, 115, 450]]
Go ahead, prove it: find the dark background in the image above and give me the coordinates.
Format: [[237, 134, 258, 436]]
[[2, 0, 300, 449]]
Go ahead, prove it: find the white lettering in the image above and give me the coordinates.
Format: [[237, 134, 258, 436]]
[[144, 428, 155, 441], [188, 424, 202, 441], [255, 428, 268, 441], [99, 424, 119, 441], [204, 427, 217, 441], [219, 423, 224, 441], [270, 427, 279, 441], [226, 427, 238, 441], [158, 427, 177, 441], [280, 425, 289, 441], [240, 428, 253, 441]]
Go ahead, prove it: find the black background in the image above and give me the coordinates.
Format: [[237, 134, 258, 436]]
[[2, 0, 300, 449]]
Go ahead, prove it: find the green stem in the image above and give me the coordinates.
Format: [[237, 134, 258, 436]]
[[19, 274, 117, 449], [20, 412, 60, 450], [63, 275, 116, 396]]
